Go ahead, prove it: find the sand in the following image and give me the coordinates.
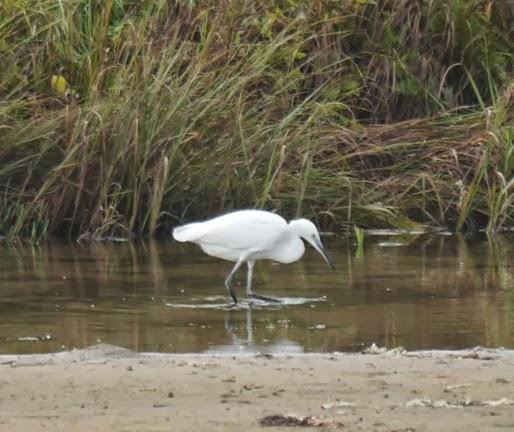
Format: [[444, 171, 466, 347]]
[[1, 344, 514, 431]]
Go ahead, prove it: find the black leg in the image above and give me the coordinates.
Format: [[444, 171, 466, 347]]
[[228, 288, 237, 304], [225, 259, 244, 304], [249, 293, 282, 303]]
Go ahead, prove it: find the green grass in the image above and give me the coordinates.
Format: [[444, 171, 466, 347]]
[[1, 0, 513, 240]]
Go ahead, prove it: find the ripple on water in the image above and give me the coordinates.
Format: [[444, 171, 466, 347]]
[[165, 296, 327, 310]]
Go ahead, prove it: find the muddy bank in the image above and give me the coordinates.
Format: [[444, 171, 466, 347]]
[[1, 345, 514, 431]]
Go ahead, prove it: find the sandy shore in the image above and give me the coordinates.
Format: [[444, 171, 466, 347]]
[[1, 344, 513, 431]]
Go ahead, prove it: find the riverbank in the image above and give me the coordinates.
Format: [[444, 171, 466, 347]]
[[2, 2, 514, 240], [1, 345, 513, 431]]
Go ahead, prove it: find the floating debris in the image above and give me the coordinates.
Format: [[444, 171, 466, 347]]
[[480, 398, 514, 407], [259, 414, 342, 427], [309, 324, 327, 331], [16, 337, 39, 342], [443, 383, 472, 392], [92, 235, 130, 242], [364, 229, 426, 236], [321, 400, 355, 409], [14, 334, 52, 342], [378, 241, 406, 247], [153, 402, 171, 408], [405, 398, 514, 408], [363, 343, 405, 355]]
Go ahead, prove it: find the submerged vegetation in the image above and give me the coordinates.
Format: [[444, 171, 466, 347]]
[[0, 0, 513, 240]]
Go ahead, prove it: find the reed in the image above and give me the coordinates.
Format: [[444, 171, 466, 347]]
[[353, 225, 364, 258], [1, 0, 513, 240]]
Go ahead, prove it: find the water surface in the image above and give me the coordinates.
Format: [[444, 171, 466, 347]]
[[0, 235, 513, 354]]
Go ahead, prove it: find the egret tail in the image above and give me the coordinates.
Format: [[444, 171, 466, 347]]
[[173, 223, 205, 242]]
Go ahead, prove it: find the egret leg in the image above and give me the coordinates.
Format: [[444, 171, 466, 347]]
[[246, 260, 281, 303], [225, 259, 244, 304], [245, 261, 255, 297]]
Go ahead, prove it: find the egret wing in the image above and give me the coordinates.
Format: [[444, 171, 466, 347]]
[[174, 210, 286, 252], [201, 212, 286, 251]]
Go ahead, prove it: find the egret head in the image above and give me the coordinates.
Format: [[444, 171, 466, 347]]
[[289, 219, 335, 270]]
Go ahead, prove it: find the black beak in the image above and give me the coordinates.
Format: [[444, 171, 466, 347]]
[[314, 237, 336, 270]]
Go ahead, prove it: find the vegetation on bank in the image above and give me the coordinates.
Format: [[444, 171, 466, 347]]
[[0, 0, 513, 240]]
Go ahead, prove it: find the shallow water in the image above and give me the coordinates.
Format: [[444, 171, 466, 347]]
[[0, 234, 513, 354]]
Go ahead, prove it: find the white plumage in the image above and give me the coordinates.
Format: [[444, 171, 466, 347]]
[[172, 210, 335, 304]]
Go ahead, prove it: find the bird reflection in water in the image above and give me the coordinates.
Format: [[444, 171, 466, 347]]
[[207, 305, 303, 354]]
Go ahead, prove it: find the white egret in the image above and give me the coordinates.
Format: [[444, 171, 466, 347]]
[[172, 210, 335, 304]]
